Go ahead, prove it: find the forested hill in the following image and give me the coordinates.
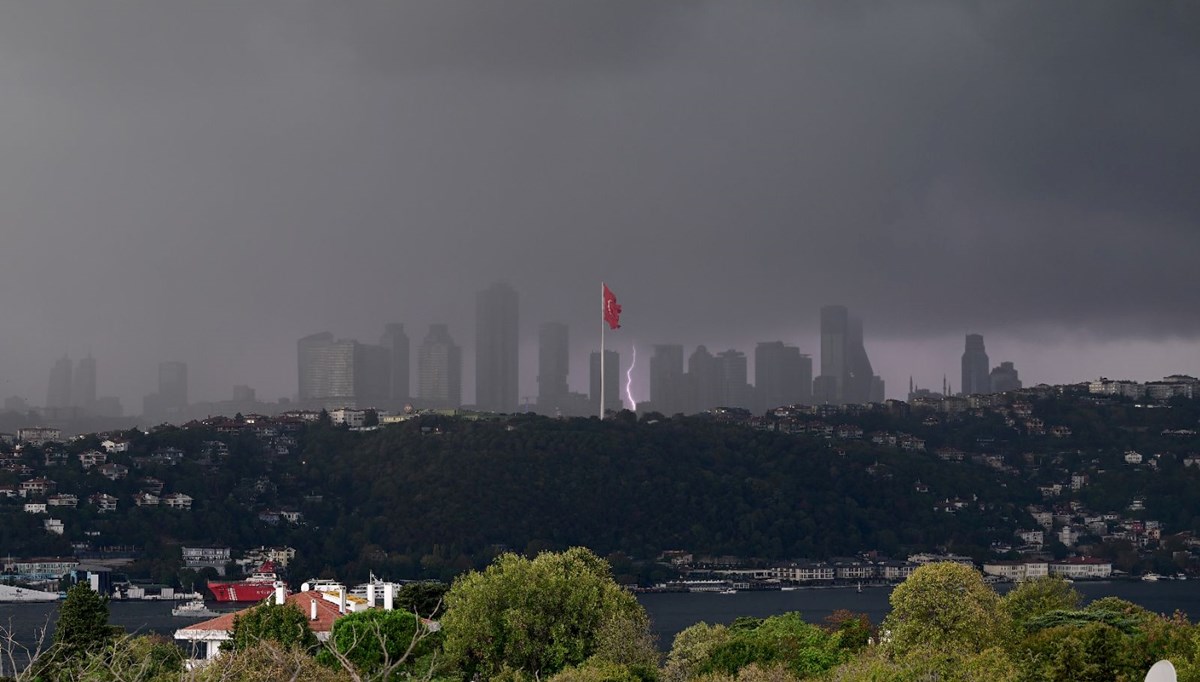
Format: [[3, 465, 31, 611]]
[[9, 392, 1200, 584], [296, 413, 1029, 576]]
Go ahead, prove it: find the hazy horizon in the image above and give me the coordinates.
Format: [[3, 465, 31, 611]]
[[1, 2, 1196, 411]]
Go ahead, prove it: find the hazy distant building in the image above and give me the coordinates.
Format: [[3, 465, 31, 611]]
[[537, 323, 570, 413], [354, 342, 391, 407], [687, 346, 720, 414], [158, 362, 188, 411], [296, 328, 398, 410], [46, 355, 73, 410], [819, 306, 848, 402], [379, 323, 410, 406], [72, 355, 97, 411], [232, 385, 256, 403], [961, 334, 991, 396], [715, 349, 752, 409], [754, 342, 812, 412], [144, 361, 188, 420], [649, 344, 685, 415], [589, 350, 620, 415], [476, 282, 519, 413], [418, 324, 462, 409], [817, 305, 880, 404], [297, 333, 356, 408], [990, 361, 1022, 393]]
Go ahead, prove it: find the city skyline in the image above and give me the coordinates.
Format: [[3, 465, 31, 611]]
[[0, 3, 1196, 409]]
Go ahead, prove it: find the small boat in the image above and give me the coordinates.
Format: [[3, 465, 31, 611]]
[[1176, 574, 1188, 581], [1141, 573, 1161, 582], [719, 588, 738, 595], [172, 598, 220, 618], [780, 586, 798, 591]]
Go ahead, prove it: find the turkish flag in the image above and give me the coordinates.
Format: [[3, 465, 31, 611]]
[[603, 284, 622, 330]]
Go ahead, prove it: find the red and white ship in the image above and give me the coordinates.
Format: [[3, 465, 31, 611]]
[[207, 562, 287, 602]]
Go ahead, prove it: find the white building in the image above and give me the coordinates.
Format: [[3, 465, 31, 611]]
[[982, 562, 1048, 582], [1049, 558, 1112, 579]]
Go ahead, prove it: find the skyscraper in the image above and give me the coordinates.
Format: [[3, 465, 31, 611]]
[[475, 282, 519, 413], [754, 342, 812, 412], [418, 324, 462, 409], [380, 323, 410, 406], [45, 355, 73, 409], [817, 305, 880, 404], [687, 345, 720, 413], [589, 350, 620, 415], [158, 361, 189, 412], [961, 334, 991, 396], [715, 349, 751, 409], [990, 361, 1022, 393], [649, 344, 685, 415], [354, 342, 392, 407], [297, 333, 357, 408], [818, 306, 849, 403], [72, 355, 97, 411], [538, 323, 570, 413]]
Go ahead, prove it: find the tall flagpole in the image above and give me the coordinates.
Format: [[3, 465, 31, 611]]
[[600, 282, 606, 420]]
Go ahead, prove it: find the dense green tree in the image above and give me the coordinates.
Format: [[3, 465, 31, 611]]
[[224, 602, 319, 654], [441, 547, 652, 681], [880, 562, 1008, 657], [1001, 576, 1082, 629], [317, 608, 440, 679], [394, 581, 449, 618], [52, 583, 116, 659]]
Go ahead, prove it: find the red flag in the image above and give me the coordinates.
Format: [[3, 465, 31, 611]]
[[603, 284, 622, 330]]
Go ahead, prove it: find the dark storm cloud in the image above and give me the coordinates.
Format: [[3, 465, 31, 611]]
[[0, 1, 1195, 406]]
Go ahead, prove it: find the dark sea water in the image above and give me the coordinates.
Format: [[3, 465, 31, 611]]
[[1, 581, 1199, 661], [637, 580, 1200, 645]]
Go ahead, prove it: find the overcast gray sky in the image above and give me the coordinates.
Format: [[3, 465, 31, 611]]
[[0, 1, 1196, 409]]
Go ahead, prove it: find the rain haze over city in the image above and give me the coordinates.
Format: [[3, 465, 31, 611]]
[[0, 1, 1197, 416]]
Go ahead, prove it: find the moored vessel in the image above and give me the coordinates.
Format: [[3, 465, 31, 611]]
[[172, 598, 220, 618], [207, 562, 286, 602]]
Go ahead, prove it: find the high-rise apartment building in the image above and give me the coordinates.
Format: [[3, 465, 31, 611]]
[[589, 350, 620, 415], [380, 323, 410, 406], [418, 324, 462, 409], [754, 342, 812, 412], [475, 282, 519, 413], [46, 355, 73, 410], [538, 323, 570, 413], [961, 334, 991, 396], [72, 355, 97, 411], [649, 344, 685, 415]]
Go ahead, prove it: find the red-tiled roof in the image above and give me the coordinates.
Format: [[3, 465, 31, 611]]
[[177, 591, 346, 637]]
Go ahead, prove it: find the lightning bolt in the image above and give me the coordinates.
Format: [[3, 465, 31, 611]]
[[625, 343, 638, 411]]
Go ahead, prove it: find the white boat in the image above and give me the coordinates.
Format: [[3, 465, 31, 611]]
[[719, 588, 738, 595], [1141, 573, 1161, 582], [1175, 574, 1187, 581], [172, 598, 220, 618]]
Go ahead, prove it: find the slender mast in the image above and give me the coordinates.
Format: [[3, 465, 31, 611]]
[[600, 282, 606, 420]]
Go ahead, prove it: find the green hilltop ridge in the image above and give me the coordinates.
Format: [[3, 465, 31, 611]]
[[2, 386, 1200, 585]]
